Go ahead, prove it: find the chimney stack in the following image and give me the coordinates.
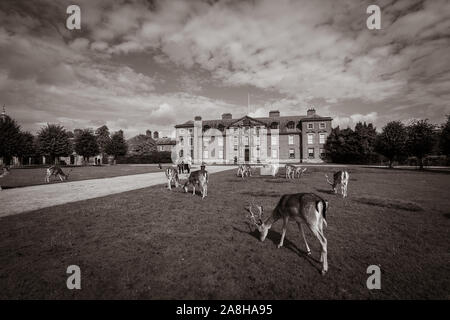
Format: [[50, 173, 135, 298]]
[[194, 116, 202, 121], [307, 108, 316, 117], [146, 130, 152, 137], [153, 131, 159, 139], [269, 110, 280, 117], [221, 113, 232, 120]]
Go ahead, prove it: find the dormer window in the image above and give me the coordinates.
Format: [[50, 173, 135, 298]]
[[320, 122, 326, 129], [270, 122, 279, 129], [287, 121, 295, 129], [307, 123, 314, 130]]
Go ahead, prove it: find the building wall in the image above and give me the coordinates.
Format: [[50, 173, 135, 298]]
[[301, 120, 332, 163]]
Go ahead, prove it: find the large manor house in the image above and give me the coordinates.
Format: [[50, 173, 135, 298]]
[[174, 108, 332, 165]]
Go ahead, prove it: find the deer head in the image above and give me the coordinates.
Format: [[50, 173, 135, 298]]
[[246, 204, 270, 241]]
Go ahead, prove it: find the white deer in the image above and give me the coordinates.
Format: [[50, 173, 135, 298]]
[[247, 193, 329, 274], [165, 166, 180, 190], [325, 170, 349, 198]]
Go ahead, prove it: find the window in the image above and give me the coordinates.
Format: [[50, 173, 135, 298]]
[[307, 133, 314, 144], [159, 146, 163, 151], [320, 148, 325, 158], [218, 136, 223, 147], [288, 135, 294, 145], [180, 137, 184, 146], [270, 122, 279, 129], [319, 133, 326, 144], [180, 129, 185, 134], [203, 150, 209, 159], [234, 145, 238, 151], [218, 150, 223, 159], [287, 121, 295, 129], [271, 135, 278, 146], [243, 136, 249, 145], [234, 136, 238, 145], [307, 123, 313, 130], [179, 150, 184, 158], [272, 149, 278, 159], [308, 148, 314, 158], [320, 122, 326, 129], [189, 137, 193, 146], [190, 149, 194, 158], [289, 149, 295, 159], [255, 136, 260, 145], [188, 128, 193, 134]]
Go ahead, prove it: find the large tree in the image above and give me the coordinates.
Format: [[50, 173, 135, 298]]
[[375, 121, 408, 168], [0, 114, 22, 165], [105, 130, 128, 163], [406, 119, 436, 170], [74, 129, 99, 164], [95, 125, 111, 159], [354, 122, 377, 163], [17, 132, 37, 165], [439, 115, 450, 157], [37, 124, 73, 164]]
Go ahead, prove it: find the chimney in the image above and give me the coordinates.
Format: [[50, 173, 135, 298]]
[[153, 131, 159, 139], [146, 130, 152, 137], [307, 108, 316, 117], [221, 113, 232, 120], [269, 110, 280, 117], [194, 116, 202, 121]]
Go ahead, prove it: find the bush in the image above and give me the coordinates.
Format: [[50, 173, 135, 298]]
[[116, 151, 172, 164]]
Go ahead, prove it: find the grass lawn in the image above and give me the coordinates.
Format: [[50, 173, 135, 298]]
[[0, 166, 449, 299], [0, 164, 175, 189]]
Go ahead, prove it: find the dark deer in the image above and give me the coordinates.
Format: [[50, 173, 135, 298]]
[[247, 193, 329, 274], [45, 165, 71, 183], [183, 169, 208, 199], [325, 170, 349, 198]]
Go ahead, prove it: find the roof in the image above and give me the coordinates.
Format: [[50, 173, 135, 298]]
[[155, 137, 176, 145], [175, 120, 194, 128]]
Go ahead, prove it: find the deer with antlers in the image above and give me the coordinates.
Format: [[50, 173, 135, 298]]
[[45, 165, 71, 183], [165, 166, 180, 190], [246, 193, 329, 274], [325, 170, 349, 198]]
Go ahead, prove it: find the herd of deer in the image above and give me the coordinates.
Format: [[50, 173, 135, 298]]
[[163, 163, 349, 274], [1, 162, 349, 274]]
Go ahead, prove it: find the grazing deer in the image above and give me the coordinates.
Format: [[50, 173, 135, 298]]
[[325, 170, 349, 198], [183, 169, 208, 199], [45, 165, 71, 183], [295, 167, 307, 178], [165, 167, 180, 190], [237, 164, 252, 179], [285, 164, 296, 179], [246, 193, 329, 274], [0, 165, 10, 190]]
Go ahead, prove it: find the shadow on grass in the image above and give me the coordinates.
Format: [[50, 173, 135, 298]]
[[443, 213, 450, 219], [315, 188, 335, 195], [233, 225, 322, 273], [354, 196, 423, 212], [362, 166, 450, 175], [241, 191, 281, 198]]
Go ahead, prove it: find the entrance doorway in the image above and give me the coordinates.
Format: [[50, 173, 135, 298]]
[[245, 148, 250, 162]]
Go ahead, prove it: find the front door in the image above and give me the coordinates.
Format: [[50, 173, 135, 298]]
[[245, 148, 250, 162]]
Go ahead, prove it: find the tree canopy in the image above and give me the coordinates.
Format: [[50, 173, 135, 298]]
[[74, 129, 99, 162], [375, 121, 407, 168], [105, 130, 128, 157], [0, 114, 22, 164], [406, 119, 436, 169], [37, 124, 72, 164]]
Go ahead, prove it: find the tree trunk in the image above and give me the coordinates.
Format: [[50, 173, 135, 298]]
[[418, 157, 424, 170]]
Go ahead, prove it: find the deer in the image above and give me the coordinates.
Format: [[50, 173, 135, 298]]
[[295, 167, 307, 178], [237, 164, 252, 179], [183, 169, 208, 199], [285, 164, 296, 179], [246, 193, 329, 274], [325, 170, 349, 198], [45, 165, 71, 183], [0, 165, 10, 190], [165, 166, 180, 190]]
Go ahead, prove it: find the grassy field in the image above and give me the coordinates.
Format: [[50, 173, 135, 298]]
[[0, 166, 449, 299], [0, 164, 173, 189]]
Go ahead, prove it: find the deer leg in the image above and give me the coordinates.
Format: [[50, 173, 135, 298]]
[[298, 222, 311, 255], [278, 216, 289, 248], [192, 186, 195, 195], [307, 224, 328, 274]]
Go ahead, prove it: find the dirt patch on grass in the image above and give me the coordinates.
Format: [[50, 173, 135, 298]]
[[354, 196, 423, 212]]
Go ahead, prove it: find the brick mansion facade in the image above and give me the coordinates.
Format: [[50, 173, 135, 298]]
[[174, 108, 332, 165]]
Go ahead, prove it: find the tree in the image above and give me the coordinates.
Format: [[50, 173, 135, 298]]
[[105, 130, 128, 162], [37, 124, 72, 164], [74, 129, 99, 164], [127, 134, 156, 156], [0, 114, 22, 165], [95, 125, 111, 161], [17, 132, 37, 165], [439, 115, 450, 157], [406, 119, 436, 170], [354, 122, 377, 163], [375, 121, 407, 168]]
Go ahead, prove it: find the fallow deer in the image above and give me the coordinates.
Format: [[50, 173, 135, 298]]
[[285, 164, 296, 179], [183, 169, 208, 199], [237, 164, 252, 179], [246, 193, 329, 274], [165, 166, 180, 190], [45, 165, 71, 183], [325, 170, 349, 198], [295, 167, 307, 178]]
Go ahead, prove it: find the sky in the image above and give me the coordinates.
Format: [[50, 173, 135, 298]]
[[0, 0, 449, 139]]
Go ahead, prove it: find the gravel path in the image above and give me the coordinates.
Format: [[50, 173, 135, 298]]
[[0, 166, 235, 218]]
